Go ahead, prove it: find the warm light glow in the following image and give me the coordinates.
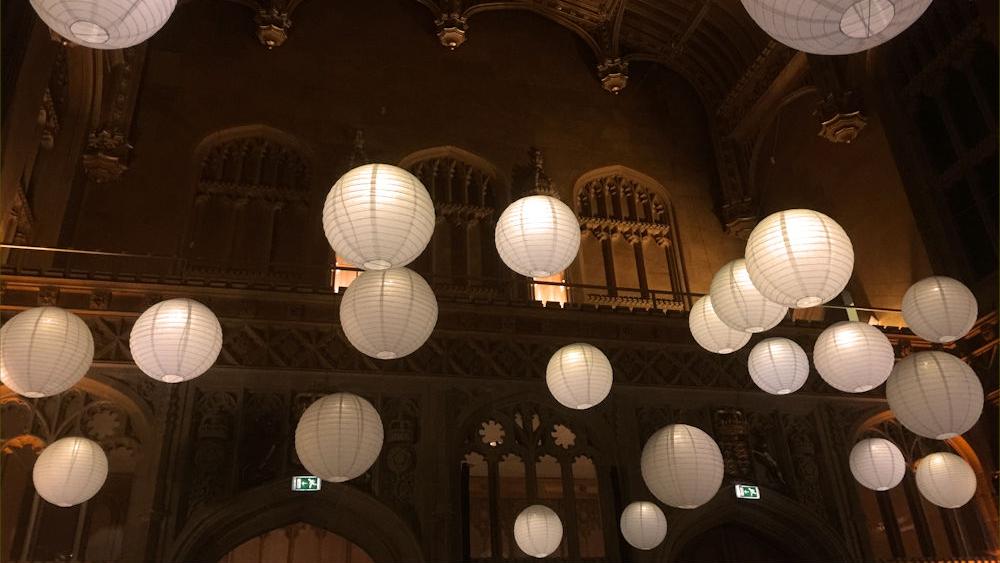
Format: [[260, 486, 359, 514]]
[[545, 343, 613, 410], [339, 268, 438, 359], [813, 321, 893, 392], [709, 258, 787, 333], [532, 273, 568, 306], [747, 337, 809, 395], [33, 437, 108, 507], [688, 296, 751, 354], [495, 195, 580, 278], [129, 298, 223, 384], [331, 256, 360, 294]]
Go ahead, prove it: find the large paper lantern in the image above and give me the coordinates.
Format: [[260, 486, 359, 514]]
[[886, 351, 983, 439], [0, 306, 93, 398], [129, 298, 223, 384], [620, 501, 668, 551], [545, 343, 613, 410], [689, 296, 751, 354], [30, 0, 177, 49], [641, 424, 724, 509], [915, 452, 977, 508], [323, 164, 435, 270], [747, 337, 809, 395], [741, 0, 932, 55], [514, 504, 563, 558], [902, 276, 978, 343], [709, 259, 787, 333], [33, 437, 108, 507], [339, 268, 437, 359], [495, 195, 580, 278], [849, 438, 906, 491], [745, 209, 854, 308], [813, 321, 893, 393], [294, 393, 384, 482]]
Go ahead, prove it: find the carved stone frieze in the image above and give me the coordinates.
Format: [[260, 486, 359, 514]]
[[436, 12, 468, 49], [82, 129, 131, 183], [597, 57, 628, 94], [713, 408, 753, 480]]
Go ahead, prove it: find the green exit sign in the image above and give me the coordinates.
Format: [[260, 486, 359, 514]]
[[292, 476, 321, 492], [735, 484, 760, 500]]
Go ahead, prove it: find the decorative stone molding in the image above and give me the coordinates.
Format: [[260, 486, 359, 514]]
[[817, 109, 867, 144], [597, 58, 628, 94], [255, 7, 292, 49], [578, 216, 671, 246], [83, 129, 131, 183], [38, 88, 59, 150], [435, 12, 468, 49], [584, 293, 685, 312], [522, 147, 559, 198]]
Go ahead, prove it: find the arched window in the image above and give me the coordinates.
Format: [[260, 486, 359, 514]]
[[218, 522, 374, 563]]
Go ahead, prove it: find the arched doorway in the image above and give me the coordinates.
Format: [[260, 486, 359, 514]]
[[218, 522, 373, 563], [673, 523, 799, 563]]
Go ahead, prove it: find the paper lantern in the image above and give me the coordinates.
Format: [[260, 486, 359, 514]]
[[709, 259, 787, 333], [813, 321, 893, 392], [689, 296, 751, 354], [741, 0, 932, 55], [495, 195, 580, 278], [33, 437, 108, 507], [545, 343, 613, 410], [0, 306, 93, 398], [745, 209, 854, 308], [747, 337, 809, 395], [620, 501, 668, 551], [323, 164, 435, 270], [129, 298, 223, 384], [294, 393, 384, 482], [915, 452, 977, 508], [902, 276, 978, 343], [514, 504, 563, 558], [641, 424, 724, 509], [339, 268, 437, 359], [849, 438, 906, 491], [30, 0, 177, 49], [886, 351, 983, 439]]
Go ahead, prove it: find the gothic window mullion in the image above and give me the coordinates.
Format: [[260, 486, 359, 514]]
[[559, 458, 581, 560], [901, 473, 936, 557], [875, 490, 906, 557]]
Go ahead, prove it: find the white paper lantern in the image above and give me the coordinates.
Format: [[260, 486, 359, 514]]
[[495, 195, 580, 278], [33, 437, 108, 507], [849, 438, 906, 491], [641, 424, 724, 509], [620, 501, 668, 551], [0, 306, 94, 398], [813, 321, 893, 393], [294, 393, 384, 482], [748, 337, 809, 395], [514, 504, 563, 558], [129, 298, 223, 384], [545, 343, 613, 410], [339, 268, 437, 360], [689, 296, 751, 354], [745, 209, 854, 308], [886, 351, 984, 439], [323, 164, 435, 270], [902, 276, 978, 343], [709, 259, 788, 333], [30, 0, 177, 49], [741, 0, 932, 55], [915, 452, 977, 508]]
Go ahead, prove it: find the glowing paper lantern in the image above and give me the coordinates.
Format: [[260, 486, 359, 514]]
[[545, 343, 613, 410], [323, 164, 435, 270], [747, 337, 809, 395], [849, 438, 906, 491], [813, 321, 893, 392], [129, 298, 223, 384], [915, 452, 977, 508], [30, 0, 177, 49], [339, 268, 437, 359], [33, 437, 108, 507], [689, 296, 751, 354], [620, 501, 668, 551], [886, 351, 983, 439], [709, 259, 787, 332], [495, 195, 580, 278], [0, 306, 93, 398], [902, 276, 978, 343], [514, 504, 563, 558], [294, 393, 384, 482], [641, 424, 723, 509]]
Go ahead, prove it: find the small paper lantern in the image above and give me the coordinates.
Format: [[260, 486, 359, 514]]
[[620, 501, 668, 551], [849, 438, 906, 491], [0, 306, 94, 398], [641, 424, 724, 509], [294, 393, 384, 482], [339, 268, 437, 359], [813, 321, 893, 393], [747, 337, 809, 395], [323, 164, 435, 270], [915, 452, 977, 508], [902, 276, 978, 343], [745, 209, 854, 308], [495, 195, 580, 278], [689, 296, 751, 354], [33, 437, 108, 507], [30, 0, 177, 49], [514, 504, 563, 558], [545, 343, 613, 410], [129, 298, 223, 384], [709, 259, 787, 333], [886, 351, 983, 439]]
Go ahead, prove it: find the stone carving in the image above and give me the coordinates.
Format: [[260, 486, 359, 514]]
[[713, 408, 753, 480], [38, 88, 60, 150], [187, 391, 238, 516], [238, 392, 286, 489], [82, 129, 132, 183], [597, 58, 628, 94], [784, 414, 826, 521], [436, 12, 468, 49]]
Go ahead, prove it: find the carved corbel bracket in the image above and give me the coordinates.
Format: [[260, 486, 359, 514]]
[[597, 57, 628, 94], [521, 147, 560, 199], [255, 7, 293, 49], [436, 12, 468, 49], [82, 129, 132, 183]]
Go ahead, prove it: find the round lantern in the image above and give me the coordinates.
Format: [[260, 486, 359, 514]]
[[322, 164, 435, 270], [339, 267, 437, 359], [747, 337, 809, 395], [849, 438, 906, 491], [33, 437, 108, 507], [709, 259, 787, 333], [545, 343, 613, 410], [514, 504, 563, 558], [745, 209, 854, 308], [620, 501, 668, 551], [902, 276, 978, 343], [813, 321, 893, 393], [740, 0, 932, 55], [129, 298, 223, 384], [886, 351, 983, 439], [641, 424, 724, 509], [294, 393, 384, 482], [495, 195, 580, 278], [30, 0, 178, 49], [915, 452, 977, 508], [0, 306, 94, 398], [689, 296, 751, 354]]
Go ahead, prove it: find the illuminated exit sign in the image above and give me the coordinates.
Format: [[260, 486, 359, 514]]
[[292, 475, 321, 492], [735, 484, 760, 500]]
